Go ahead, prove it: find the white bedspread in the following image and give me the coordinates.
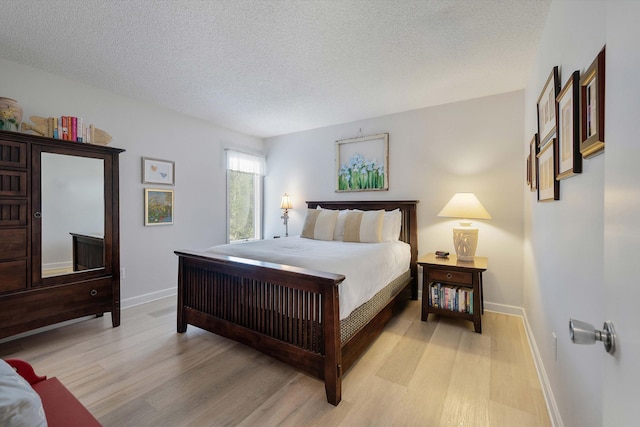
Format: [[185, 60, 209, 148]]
[[204, 237, 410, 320]]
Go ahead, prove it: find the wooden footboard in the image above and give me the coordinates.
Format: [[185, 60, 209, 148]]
[[175, 200, 418, 405], [175, 250, 346, 404]]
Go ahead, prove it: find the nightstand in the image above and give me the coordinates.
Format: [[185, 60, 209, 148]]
[[418, 253, 488, 333]]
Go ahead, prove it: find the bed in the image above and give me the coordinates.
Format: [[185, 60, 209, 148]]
[[174, 200, 418, 405]]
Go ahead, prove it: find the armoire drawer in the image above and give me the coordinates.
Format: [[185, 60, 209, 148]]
[[0, 228, 27, 259], [0, 199, 27, 226], [0, 170, 27, 197], [0, 140, 26, 168], [0, 259, 27, 292], [0, 278, 113, 328]]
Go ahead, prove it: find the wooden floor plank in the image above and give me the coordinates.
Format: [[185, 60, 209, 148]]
[[0, 297, 551, 426]]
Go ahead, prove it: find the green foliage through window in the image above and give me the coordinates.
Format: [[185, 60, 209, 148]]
[[228, 170, 256, 241]]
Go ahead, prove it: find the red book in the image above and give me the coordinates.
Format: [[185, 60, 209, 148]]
[[71, 117, 77, 142]]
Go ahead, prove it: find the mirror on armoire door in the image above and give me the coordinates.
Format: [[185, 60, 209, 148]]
[[40, 152, 105, 278]]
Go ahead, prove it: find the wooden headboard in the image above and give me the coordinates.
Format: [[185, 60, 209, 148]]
[[306, 200, 419, 299]]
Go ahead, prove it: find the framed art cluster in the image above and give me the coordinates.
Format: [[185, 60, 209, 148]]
[[142, 157, 175, 226], [530, 46, 605, 202]]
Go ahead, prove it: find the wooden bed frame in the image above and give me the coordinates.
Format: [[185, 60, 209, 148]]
[[175, 200, 418, 405]]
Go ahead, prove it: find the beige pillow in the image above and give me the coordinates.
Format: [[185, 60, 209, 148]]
[[316, 207, 349, 240], [301, 209, 338, 240], [343, 210, 384, 243]]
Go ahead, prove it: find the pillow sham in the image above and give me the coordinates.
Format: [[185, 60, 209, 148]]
[[0, 360, 47, 427], [301, 209, 338, 241], [343, 210, 384, 243], [381, 208, 402, 241]]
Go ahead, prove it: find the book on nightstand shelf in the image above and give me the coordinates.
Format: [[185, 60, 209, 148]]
[[428, 282, 473, 314]]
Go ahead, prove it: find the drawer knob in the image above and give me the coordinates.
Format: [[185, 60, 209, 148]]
[[34, 212, 42, 219], [446, 273, 452, 279], [90, 289, 98, 297]]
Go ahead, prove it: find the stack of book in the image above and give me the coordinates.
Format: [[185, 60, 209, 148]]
[[41, 116, 97, 143], [428, 282, 473, 314]]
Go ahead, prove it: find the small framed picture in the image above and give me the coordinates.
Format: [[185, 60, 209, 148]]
[[526, 153, 531, 187], [556, 70, 582, 179], [530, 134, 538, 191], [144, 188, 174, 226], [537, 66, 560, 148], [580, 46, 606, 158], [142, 157, 175, 185], [537, 138, 559, 202]]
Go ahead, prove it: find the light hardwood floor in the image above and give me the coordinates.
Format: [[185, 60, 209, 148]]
[[0, 297, 551, 427]]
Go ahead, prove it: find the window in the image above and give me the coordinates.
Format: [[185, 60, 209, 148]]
[[226, 149, 265, 242]]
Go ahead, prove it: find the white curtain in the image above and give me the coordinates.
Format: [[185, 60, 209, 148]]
[[225, 149, 265, 175]]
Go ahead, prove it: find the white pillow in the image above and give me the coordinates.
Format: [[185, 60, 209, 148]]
[[301, 209, 338, 241], [0, 360, 47, 427], [343, 210, 384, 243], [381, 209, 402, 241]]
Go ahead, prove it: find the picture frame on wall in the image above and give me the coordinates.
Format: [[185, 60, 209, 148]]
[[580, 46, 606, 158], [537, 138, 559, 202], [142, 157, 175, 185], [556, 70, 583, 180], [144, 188, 174, 226], [537, 66, 560, 148], [530, 134, 538, 191], [335, 133, 389, 192]]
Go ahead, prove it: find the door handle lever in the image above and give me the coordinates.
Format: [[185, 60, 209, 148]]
[[569, 319, 616, 354]]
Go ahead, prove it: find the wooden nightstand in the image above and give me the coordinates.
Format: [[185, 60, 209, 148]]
[[418, 253, 488, 333]]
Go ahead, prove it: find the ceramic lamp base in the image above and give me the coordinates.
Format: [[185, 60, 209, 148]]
[[452, 227, 478, 261]]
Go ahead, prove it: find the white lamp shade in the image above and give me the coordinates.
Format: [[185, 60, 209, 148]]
[[280, 193, 292, 210], [437, 193, 491, 220]]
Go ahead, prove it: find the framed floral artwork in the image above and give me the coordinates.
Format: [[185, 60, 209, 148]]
[[144, 188, 174, 226], [556, 70, 582, 179], [335, 133, 389, 192], [537, 66, 560, 148], [580, 46, 606, 158]]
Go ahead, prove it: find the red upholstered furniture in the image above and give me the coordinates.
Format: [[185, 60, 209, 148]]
[[5, 359, 101, 427]]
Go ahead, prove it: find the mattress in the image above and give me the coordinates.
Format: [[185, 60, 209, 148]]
[[204, 237, 411, 320]]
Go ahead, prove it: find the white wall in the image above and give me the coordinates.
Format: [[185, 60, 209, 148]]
[[0, 58, 263, 306], [264, 91, 525, 309], [523, 1, 606, 426], [603, 2, 640, 424]]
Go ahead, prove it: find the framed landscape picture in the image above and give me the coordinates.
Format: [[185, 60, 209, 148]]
[[142, 157, 175, 185], [537, 66, 560, 148], [537, 138, 559, 202], [144, 188, 174, 226], [580, 46, 606, 158], [556, 70, 582, 179], [335, 133, 389, 192]]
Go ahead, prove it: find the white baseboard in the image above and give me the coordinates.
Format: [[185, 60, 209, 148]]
[[121, 287, 176, 309], [522, 310, 563, 427]]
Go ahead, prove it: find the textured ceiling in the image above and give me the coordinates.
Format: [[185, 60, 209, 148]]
[[0, 0, 550, 138]]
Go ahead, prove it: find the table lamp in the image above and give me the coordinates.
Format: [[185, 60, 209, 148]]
[[437, 193, 491, 261], [280, 193, 292, 237]]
